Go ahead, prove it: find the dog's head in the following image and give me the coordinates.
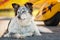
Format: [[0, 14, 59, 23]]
[[12, 2, 33, 20]]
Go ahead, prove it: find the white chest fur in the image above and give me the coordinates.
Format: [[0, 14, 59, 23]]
[[8, 17, 34, 34]]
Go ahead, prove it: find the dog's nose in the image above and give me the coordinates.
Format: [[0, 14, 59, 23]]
[[18, 16, 21, 19]]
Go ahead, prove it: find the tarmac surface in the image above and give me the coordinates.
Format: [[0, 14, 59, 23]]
[[0, 19, 60, 40]]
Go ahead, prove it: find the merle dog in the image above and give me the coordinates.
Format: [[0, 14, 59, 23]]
[[3, 2, 41, 38]]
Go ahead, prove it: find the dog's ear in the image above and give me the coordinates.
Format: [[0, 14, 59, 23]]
[[24, 2, 33, 8], [12, 3, 20, 16], [12, 3, 20, 9], [24, 2, 33, 15]]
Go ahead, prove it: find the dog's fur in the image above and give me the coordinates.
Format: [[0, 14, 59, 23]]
[[4, 2, 41, 38]]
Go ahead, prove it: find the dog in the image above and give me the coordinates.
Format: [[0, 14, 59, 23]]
[[3, 2, 41, 38]]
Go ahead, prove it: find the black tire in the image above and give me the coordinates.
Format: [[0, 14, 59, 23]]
[[44, 12, 59, 26]]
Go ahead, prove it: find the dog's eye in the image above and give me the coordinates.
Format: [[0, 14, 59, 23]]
[[18, 12, 20, 13], [22, 11, 25, 13]]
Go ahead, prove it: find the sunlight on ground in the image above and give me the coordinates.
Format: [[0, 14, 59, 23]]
[[0, 20, 10, 37]]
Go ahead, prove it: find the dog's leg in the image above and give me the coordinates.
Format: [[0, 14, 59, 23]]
[[4, 33, 21, 38], [34, 26, 41, 36], [19, 32, 33, 38], [31, 19, 41, 36], [12, 33, 21, 38], [4, 33, 11, 37]]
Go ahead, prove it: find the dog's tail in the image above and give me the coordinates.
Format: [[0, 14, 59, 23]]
[[38, 26, 53, 33]]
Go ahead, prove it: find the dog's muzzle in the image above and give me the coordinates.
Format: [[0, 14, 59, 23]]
[[18, 13, 27, 20], [18, 15, 21, 19]]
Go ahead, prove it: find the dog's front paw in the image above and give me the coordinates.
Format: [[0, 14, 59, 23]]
[[13, 34, 21, 38], [35, 33, 42, 36], [37, 34, 41, 36], [14, 35, 25, 39], [4, 33, 11, 37], [20, 36, 25, 38]]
